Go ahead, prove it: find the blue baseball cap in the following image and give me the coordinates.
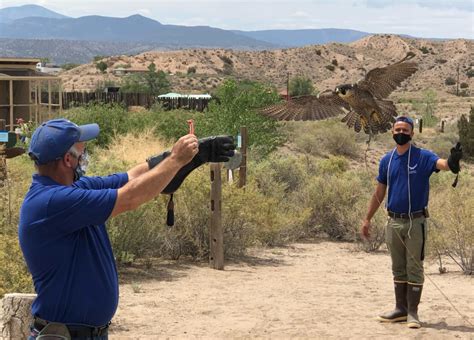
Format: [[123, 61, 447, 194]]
[[28, 118, 99, 165], [395, 116, 414, 129]]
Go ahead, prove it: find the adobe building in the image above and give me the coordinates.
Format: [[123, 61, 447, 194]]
[[0, 57, 62, 131]]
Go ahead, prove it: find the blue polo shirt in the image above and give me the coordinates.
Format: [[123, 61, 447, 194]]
[[377, 145, 439, 213], [19, 172, 128, 326]]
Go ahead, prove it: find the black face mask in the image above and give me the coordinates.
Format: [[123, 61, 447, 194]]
[[393, 133, 412, 146]]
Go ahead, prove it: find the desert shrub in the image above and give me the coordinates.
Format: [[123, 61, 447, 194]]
[[219, 55, 233, 66], [445, 77, 456, 86], [95, 61, 107, 73], [466, 69, 474, 78], [64, 103, 132, 149], [302, 170, 368, 240], [460, 82, 469, 89], [251, 154, 310, 194], [187, 66, 197, 75], [325, 65, 335, 71], [435, 59, 447, 64], [315, 49, 322, 56], [331, 59, 338, 66], [289, 76, 314, 96], [61, 63, 80, 71], [458, 108, 474, 160], [0, 155, 36, 297], [285, 120, 361, 159], [423, 131, 458, 159], [0, 236, 33, 297], [317, 155, 349, 174], [120, 63, 170, 95], [428, 174, 473, 274], [419, 46, 430, 54]]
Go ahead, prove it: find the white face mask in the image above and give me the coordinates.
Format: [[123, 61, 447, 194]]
[[73, 150, 89, 180], [69, 146, 89, 180]]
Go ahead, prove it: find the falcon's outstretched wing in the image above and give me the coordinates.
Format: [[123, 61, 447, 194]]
[[259, 91, 350, 121], [358, 52, 418, 99]]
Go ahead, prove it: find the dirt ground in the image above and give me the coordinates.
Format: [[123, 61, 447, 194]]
[[110, 241, 473, 339]]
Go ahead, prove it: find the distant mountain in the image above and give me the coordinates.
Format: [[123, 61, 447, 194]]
[[0, 4, 68, 23], [232, 29, 370, 47], [0, 13, 276, 49], [0, 38, 169, 64]]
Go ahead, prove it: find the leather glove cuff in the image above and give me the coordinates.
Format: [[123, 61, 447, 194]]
[[447, 155, 460, 174]]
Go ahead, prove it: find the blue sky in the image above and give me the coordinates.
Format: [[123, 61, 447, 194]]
[[1, 0, 473, 39]]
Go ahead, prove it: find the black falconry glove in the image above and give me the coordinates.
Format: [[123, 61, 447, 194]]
[[147, 135, 236, 194], [447, 142, 462, 174]]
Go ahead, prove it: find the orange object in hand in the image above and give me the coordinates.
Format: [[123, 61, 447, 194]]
[[187, 119, 195, 135]]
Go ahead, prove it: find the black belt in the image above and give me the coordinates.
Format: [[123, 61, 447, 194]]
[[387, 210, 426, 219], [34, 317, 109, 337]]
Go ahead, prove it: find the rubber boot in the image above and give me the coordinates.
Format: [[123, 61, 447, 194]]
[[377, 282, 407, 322], [407, 284, 423, 328]]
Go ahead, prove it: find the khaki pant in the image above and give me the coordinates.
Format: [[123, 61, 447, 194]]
[[386, 216, 427, 284]]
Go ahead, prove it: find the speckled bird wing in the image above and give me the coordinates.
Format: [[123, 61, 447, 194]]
[[358, 55, 418, 99], [259, 92, 350, 121]]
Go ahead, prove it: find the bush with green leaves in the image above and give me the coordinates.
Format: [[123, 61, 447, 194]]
[[444, 77, 456, 86], [284, 120, 362, 158], [458, 107, 474, 160], [120, 63, 170, 95], [428, 172, 473, 274], [289, 76, 314, 96], [95, 61, 108, 73], [64, 102, 171, 149], [195, 79, 284, 155]]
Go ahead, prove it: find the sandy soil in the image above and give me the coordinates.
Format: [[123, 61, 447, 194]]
[[110, 241, 473, 339]]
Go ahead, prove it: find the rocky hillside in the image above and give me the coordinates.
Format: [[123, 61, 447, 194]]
[[61, 35, 473, 104]]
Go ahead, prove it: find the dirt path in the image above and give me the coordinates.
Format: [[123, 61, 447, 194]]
[[110, 241, 473, 339]]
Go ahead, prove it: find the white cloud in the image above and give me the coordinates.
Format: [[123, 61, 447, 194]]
[[0, 0, 472, 38]]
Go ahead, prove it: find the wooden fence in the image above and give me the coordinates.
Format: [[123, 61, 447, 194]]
[[59, 92, 211, 111]]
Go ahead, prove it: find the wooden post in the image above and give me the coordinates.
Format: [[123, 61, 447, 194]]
[[441, 120, 445, 133], [36, 80, 43, 124], [419, 118, 423, 133], [238, 126, 248, 188], [9, 80, 13, 132], [48, 80, 52, 119], [209, 163, 224, 270], [1, 293, 36, 339], [28, 80, 32, 122], [58, 80, 63, 115]]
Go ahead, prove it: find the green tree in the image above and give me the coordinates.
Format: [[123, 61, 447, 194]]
[[61, 63, 80, 71], [120, 63, 170, 95], [39, 57, 50, 65], [195, 79, 284, 155], [289, 76, 315, 97], [96, 61, 108, 73], [458, 106, 474, 160]]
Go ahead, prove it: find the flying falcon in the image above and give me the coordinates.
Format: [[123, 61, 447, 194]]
[[260, 52, 418, 136]]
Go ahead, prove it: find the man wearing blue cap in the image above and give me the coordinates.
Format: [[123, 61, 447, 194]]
[[19, 118, 235, 339], [361, 116, 462, 329]]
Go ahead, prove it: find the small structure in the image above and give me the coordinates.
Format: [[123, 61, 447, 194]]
[[112, 67, 148, 76], [0, 57, 62, 131]]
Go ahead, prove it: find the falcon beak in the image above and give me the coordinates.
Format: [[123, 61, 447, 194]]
[[335, 88, 339, 93]]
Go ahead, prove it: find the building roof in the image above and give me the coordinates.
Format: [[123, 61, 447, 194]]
[[0, 57, 40, 66], [157, 92, 212, 99]]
